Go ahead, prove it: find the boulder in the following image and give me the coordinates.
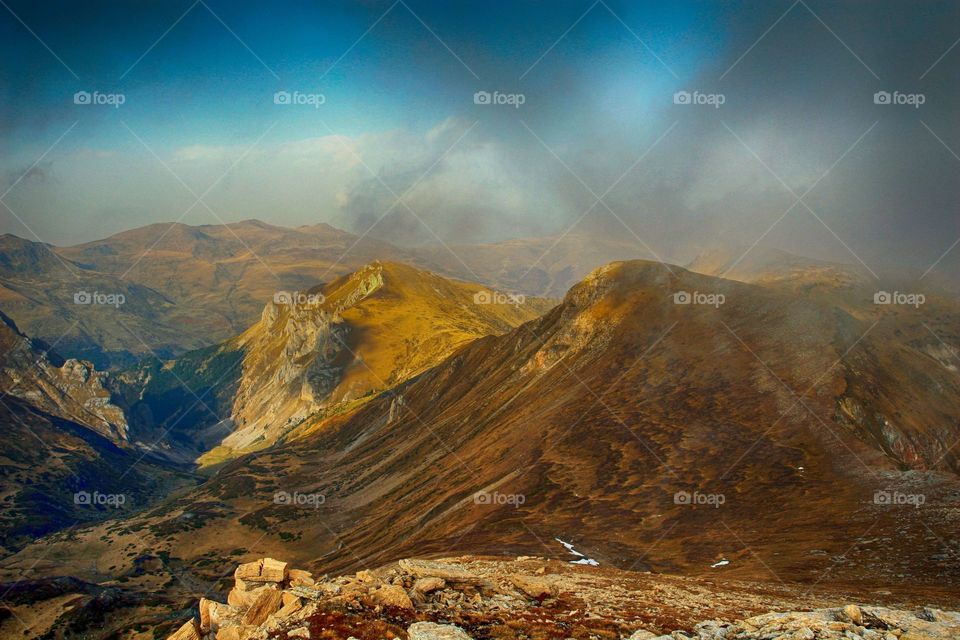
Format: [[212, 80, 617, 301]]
[[229, 584, 278, 609], [841, 604, 864, 625], [412, 577, 446, 594], [166, 619, 201, 640], [288, 627, 310, 639], [510, 575, 557, 599], [260, 558, 289, 583], [234, 558, 288, 584], [198, 598, 236, 632], [235, 560, 264, 581], [625, 632, 658, 640], [288, 569, 314, 587], [242, 589, 283, 626], [370, 584, 414, 610], [275, 592, 302, 618], [407, 622, 474, 640]]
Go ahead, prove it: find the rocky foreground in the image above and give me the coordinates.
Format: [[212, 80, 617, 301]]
[[164, 557, 960, 640]]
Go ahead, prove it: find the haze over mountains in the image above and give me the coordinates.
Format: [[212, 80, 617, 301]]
[[4, 0, 960, 636], [2, 219, 955, 372], [0, 221, 647, 368]]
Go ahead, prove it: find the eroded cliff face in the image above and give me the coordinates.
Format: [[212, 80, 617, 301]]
[[220, 269, 381, 454], [0, 312, 127, 442], [200, 262, 551, 464]]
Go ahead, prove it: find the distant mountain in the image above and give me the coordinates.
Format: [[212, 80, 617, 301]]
[[0, 234, 194, 369], [2, 221, 433, 367], [686, 246, 875, 289], [12, 260, 958, 601], [1, 222, 676, 369], [58, 220, 430, 335], [417, 232, 659, 298]]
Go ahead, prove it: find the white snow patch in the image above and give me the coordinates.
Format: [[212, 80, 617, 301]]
[[555, 538, 600, 566], [571, 557, 600, 566], [710, 559, 730, 568]]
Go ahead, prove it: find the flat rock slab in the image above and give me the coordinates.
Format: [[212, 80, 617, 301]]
[[510, 575, 557, 599], [399, 559, 478, 582], [166, 619, 201, 640], [407, 622, 474, 640], [242, 589, 283, 626]]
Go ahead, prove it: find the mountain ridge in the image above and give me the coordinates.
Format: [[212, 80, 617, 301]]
[[8, 259, 957, 604]]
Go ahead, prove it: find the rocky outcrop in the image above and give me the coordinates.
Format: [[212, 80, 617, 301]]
[[0, 311, 127, 441], [673, 606, 960, 640], [167, 556, 960, 640]]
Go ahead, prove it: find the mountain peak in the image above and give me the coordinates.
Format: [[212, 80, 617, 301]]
[[201, 264, 551, 464]]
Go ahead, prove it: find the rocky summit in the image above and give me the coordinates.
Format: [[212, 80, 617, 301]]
[[165, 556, 960, 640]]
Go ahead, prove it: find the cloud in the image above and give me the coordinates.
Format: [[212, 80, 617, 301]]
[[4, 161, 53, 189], [335, 118, 569, 245]]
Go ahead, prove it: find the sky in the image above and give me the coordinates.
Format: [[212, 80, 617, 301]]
[[0, 0, 958, 277]]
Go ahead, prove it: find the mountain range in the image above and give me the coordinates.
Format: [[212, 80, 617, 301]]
[[1, 250, 958, 637], [1, 221, 639, 369]]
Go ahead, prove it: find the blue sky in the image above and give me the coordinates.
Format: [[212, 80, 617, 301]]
[[1, 0, 958, 277]]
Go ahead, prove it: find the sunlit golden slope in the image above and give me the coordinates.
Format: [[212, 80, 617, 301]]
[[197, 261, 553, 464]]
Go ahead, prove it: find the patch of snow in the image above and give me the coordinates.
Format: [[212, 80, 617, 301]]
[[571, 558, 600, 566], [555, 538, 600, 566], [710, 559, 730, 568]]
